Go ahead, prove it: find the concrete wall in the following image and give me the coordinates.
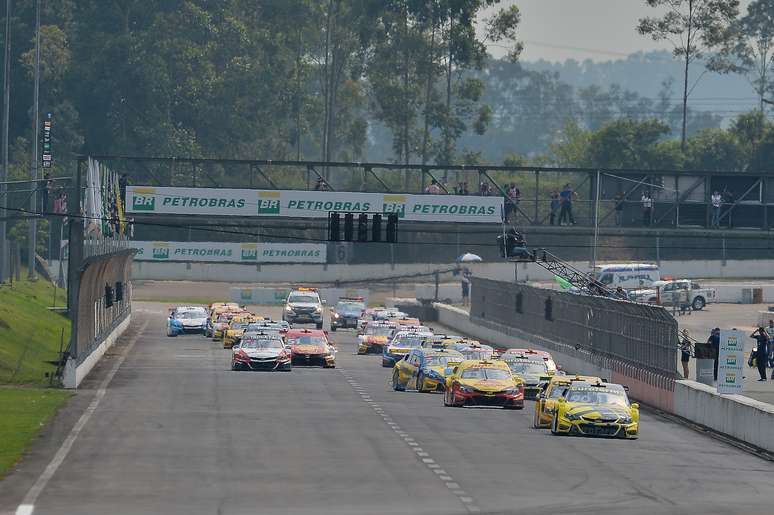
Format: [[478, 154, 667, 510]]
[[230, 287, 369, 305], [63, 315, 131, 389], [674, 380, 774, 453], [436, 302, 774, 453]]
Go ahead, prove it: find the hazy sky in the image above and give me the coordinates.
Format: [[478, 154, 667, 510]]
[[483, 0, 753, 63]]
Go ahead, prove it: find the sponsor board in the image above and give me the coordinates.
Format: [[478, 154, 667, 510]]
[[717, 330, 746, 394], [126, 186, 502, 223], [131, 241, 326, 264]]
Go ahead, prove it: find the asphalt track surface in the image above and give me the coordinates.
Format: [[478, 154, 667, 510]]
[[2, 302, 774, 515]]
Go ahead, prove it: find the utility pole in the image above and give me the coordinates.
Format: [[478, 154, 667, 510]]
[[0, 0, 11, 284], [28, 0, 41, 280], [591, 170, 601, 273]]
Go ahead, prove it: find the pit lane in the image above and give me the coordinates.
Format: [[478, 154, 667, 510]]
[[2, 301, 773, 515]]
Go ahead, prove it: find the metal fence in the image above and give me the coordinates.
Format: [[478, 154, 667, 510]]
[[470, 277, 678, 375]]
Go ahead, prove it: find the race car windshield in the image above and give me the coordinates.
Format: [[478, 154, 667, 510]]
[[394, 336, 424, 348], [367, 326, 393, 336], [288, 294, 318, 303], [241, 339, 284, 349], [460, 350, 493, 360], [506, 361, 548, 375], [460, 368, 511, 380], [176, 312, 202, 320], [565, 389, 628, 406], [425, 355, 461, 367], [230, 322, 249, 329], [337, 301, 365, 311], [288, 335, 327, 345], [247, 324, 278, 332]]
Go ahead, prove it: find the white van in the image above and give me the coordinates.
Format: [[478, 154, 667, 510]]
[[593, 263, 660, 290]]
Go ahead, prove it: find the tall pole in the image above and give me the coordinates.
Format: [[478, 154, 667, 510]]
[[591, 170, 601, 273], [28, 0, 40, 280], [0, 0, 11, 284]]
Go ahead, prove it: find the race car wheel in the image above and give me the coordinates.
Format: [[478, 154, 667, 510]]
[[416, 373, 425, 393], [392, 371, 404, 391], [692, 296, 705, 310], [533, 407, 542, 428], [551, 416, 563, 435]]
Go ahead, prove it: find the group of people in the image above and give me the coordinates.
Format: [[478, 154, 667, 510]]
[[680, 322, 774, 381]]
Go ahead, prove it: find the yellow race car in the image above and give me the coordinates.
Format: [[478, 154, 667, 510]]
[[357, 321, 395, 354], [443, 359, 524, 409], [550, 381, 639, 439], [222, 319, 253, 348], [392, 348, 464, 392], [533, 375, 602, 429]]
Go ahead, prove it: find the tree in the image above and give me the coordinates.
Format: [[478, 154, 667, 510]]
[[709, 0, 774, 112], [587, 118, 672, 169], [637, 0, 739, 149]]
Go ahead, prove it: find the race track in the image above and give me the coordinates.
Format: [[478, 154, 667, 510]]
[[2, 302, 773, 515]]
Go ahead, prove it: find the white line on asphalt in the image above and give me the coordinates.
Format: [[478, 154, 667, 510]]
[[15, 321, 149, 515]]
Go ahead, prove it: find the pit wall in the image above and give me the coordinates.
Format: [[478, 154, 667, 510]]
[[435, 303, 774, 453]]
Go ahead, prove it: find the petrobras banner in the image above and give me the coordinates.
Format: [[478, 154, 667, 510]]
[[126, 186, 503, 223], [130, 241, 326, 264], [717, 329, 746, 395]]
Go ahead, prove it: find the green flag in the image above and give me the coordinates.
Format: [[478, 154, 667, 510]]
[[554, 275, 572, 290]]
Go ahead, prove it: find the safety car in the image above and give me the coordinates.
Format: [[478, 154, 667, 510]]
[[392, 348, 464, 392], [283, 287, 324, 328], [443, 360, 524, 409], [550, 381, 639, 439], [330, 297, 366, 331]]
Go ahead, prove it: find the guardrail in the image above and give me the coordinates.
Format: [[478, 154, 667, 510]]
[[469, 277, 678, 375]]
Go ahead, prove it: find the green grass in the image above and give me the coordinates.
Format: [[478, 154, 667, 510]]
[[0, 276, 70, 385], [0, 387, 72, 477]]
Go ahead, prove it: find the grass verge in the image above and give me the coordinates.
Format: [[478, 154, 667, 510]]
[[0, 387, 72, 478], [0, 276, 70, 385]]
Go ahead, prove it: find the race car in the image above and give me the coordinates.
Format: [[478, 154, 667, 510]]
[[443, 359, 524, 409], [283, 287, 324, 328], [501, 348, 559, 374], [285, 328, 335, 367], [231, 332, 291, 371], [448, 341, 496, 361], [382, 329, 433, 368], [501, 355, 553, 400], [392, 348, 464, 392], [244, 320, 289, 337], [213, 314, 249, 342], [330, 297, 366, 331], [533, 374, 603, 429], [166, 306, 208, 336], [222, 319, 253, 348], [394, 317, 421, 327], [550, 381, 639, 439], [357, 321, 396, 354]]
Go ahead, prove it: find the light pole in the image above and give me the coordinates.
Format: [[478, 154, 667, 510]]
[[28, 0, 41, 280], [0, 0, 12, 284], [590, 170, 601, 274]]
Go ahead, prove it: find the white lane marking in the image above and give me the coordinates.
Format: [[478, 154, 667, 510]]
[[15, 321, 148, 512], [15, 505, 34, 515], [460, 497, 474, 503], [446, 482, 460, 490], [440, 475, 453, 481]]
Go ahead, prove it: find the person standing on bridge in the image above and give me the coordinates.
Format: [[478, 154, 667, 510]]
[[711, 191, 722, 228], [558, 184, 576, 225], [680, 329, 692, 379], [751, 327, 769, 381], [549, 190, 560, 226], [708, 328, 720, 382], [641, 191, 653, 226]]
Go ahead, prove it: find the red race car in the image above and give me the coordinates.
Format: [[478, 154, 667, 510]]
[[285, 328, 336, 368]]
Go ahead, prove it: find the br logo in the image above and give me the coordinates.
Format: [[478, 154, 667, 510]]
[[383, 195, 406, 218], [257, 191, 281, 214], [241, 248, 258, 261], [152, 247, 169, 260], [132, 195, 155, 211], [724, 372, 736, 384]]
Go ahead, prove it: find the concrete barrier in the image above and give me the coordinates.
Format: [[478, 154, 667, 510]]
[[63, 314, 131, 389], [415, 283, 463, 303], [674, 380, 774, 453], [230, 287, 369, 305]]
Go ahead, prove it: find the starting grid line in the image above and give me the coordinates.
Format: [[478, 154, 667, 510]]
[[338, 369, 481, 514]]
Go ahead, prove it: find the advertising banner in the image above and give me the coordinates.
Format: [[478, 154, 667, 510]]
[[717, 329, 746, 394], [130, 241, 326, 264], [126, 186, 503, 223]]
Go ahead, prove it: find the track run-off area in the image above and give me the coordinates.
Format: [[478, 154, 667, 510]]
[[2, 301, 773, 515]]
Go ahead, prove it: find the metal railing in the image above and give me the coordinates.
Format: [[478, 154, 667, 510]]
[[470, 277, 678, 375]]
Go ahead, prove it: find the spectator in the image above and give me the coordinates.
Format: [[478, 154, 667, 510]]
[[751, 327, 769, 381], [613, 192, 625, 226], [461, 268, 472, 305], [505, 183, 520, 223], [680, 329, 692, 379], [558, 183, 576, 225], [479, 182, 491, 196], [711, 190, 722, 228], [314, 177, 329, 191], [549, 190, 560, 226], [119, 173, 128, 206], [641, 191, 653, 226], [424, 179, 441, 194], [615, 286, 627, 300], [711, 328, 722, 378], [768, 320, 774, 378], [455, 181, 469, 195]]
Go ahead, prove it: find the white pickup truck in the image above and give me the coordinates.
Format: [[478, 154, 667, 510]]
[[628, 280, 717, 310]]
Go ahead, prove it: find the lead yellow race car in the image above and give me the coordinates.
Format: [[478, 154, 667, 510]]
[[550, 380, 639, 439]]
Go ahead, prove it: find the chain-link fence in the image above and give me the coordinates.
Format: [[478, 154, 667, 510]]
[[470, 277, 678, 375]]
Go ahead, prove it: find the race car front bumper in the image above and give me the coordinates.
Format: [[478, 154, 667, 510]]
[[454, 389, 524, 408], [291, 353, 335, 368], [554, 418, 638, 438], [332, 316, 359, 329], [358, 342, 385, 354], [234, 355, 292, 371]]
